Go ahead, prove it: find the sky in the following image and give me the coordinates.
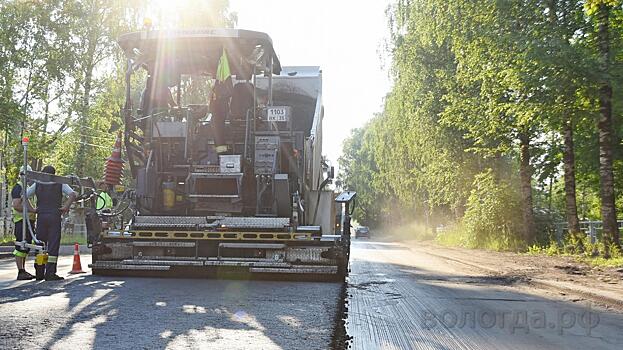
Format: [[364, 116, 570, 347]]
[[229, 0, 393, 169]]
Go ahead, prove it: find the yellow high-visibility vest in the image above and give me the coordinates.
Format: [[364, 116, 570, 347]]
[[12, 181, 36, 222], [216, 48, 231, 82], [96, 191, 113, 210]]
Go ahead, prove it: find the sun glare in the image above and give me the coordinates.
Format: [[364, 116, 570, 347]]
[[151, 0, 182, 13], [147, 0, 186, 28]]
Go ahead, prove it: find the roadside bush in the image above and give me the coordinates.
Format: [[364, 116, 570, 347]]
[[527, 244, 543, 255], [526, 243, 560, 256], [435, 223, 471, 247], [460, 169, 524, 251], [533, 207, 563, 247], [562, 231, 586, 255], [527, 234, 623, 268]]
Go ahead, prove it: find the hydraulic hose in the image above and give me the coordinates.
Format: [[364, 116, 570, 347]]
[[26, 216, 41, 245]]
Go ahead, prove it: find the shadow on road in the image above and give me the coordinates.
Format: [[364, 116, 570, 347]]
[[3, 241, 623, 350], [0, 273, 343, 350]]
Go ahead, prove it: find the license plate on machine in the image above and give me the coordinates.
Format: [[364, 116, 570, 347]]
[[266, 106, 290, 122]]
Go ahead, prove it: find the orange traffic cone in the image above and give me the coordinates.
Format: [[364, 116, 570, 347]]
[[69, 242, 85, 274]]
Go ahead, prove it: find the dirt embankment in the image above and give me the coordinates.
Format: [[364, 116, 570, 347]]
[[400, 240, 623, 312]]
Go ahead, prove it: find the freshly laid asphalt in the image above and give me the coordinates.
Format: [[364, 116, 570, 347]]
[[0, 254, 342, 350]]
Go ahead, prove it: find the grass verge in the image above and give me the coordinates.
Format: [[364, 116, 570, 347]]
[[526, 241, 623, 268], [435, 224, 523, 251], [437, 225, 623, 268], [579, 256, 623, 268]]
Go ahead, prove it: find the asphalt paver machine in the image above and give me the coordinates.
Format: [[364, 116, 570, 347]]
[[89, 29, 355, 280]]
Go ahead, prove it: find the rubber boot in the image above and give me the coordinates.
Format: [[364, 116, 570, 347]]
[[44, 263, 64, 281], [17, 270, 35, 280], [34, 253, 47, 281], [34, 264, 46, 281]]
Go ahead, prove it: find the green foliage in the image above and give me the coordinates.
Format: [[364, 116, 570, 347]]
[[584, 256, 623, 267], [461, 170, 524, 250], [527, 244, 544, 255], [0, 0, 237, 182], [435, 225, 471, 248], [340, 1, 479, 228], [526, 236, 623, 267], [340, 0, 623, 252], [546, 244, 563, 256], [584, 0, 622, 16], [524, 243, 561, 255]]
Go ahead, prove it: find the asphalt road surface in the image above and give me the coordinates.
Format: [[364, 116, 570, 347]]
[[0, 254, 342, 350], [346, 241, 623, 350], [1, 241, 623, 349]]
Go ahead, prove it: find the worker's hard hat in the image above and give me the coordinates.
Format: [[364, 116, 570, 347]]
[[19, 165, 32, 175]]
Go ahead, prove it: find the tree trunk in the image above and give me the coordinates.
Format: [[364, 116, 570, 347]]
[[519, 131, 536, 244], [562, 117, 582, 250], [74, 38, 97, 175], [595, 4, 620, 255]]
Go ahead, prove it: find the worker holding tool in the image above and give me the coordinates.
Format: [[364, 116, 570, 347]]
[[11, 165, 37, 280], [26, 165, 77, 281]]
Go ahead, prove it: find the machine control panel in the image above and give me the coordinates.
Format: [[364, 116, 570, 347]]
[[254, 136, 280, 175]]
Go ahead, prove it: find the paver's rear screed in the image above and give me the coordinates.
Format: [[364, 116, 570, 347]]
[[85, 28, 355, 279]]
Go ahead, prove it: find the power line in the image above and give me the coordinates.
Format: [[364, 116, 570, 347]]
[[71, 140, 110, 149], [78, 123, 119, 134], [73, 133, 117, 142]]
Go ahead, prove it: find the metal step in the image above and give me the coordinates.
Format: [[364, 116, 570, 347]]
[[133, 256, 207, 261], [132, 241, 196, 248], [131, 216, 290, 230], [90, 260, 336, 273], [211, 257, 285, 263], [219, 243, 286, 249], [249, 266, 338, 274], [131, 223, 211, 229], [217, 217, 290, 229], [203, 260, 291, 268], [89, 262, 170, 271], [122, 259, 204, 267], [133, 216, 212, 225], [113, 259, 291, 268], [296, 226, 321, 233]]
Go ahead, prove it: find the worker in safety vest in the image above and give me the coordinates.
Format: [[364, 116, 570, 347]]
[[96, 181, 113, 211], [11, 165, 37, 280], [209, 48, 233, 154], [26, 165, 77, 281]]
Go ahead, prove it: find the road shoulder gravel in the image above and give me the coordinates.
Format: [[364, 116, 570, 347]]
[[400, 240, 623, 312]]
